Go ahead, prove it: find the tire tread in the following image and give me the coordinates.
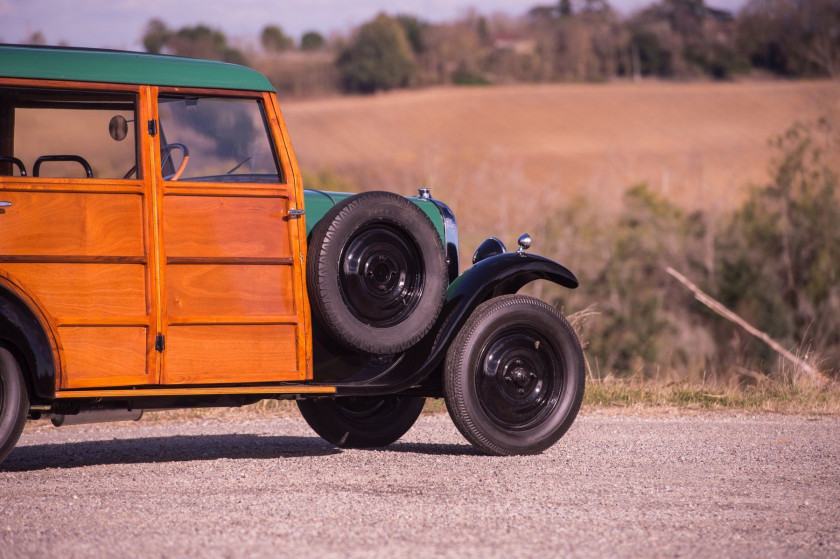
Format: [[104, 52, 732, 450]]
[[443, 295, 585, 456]]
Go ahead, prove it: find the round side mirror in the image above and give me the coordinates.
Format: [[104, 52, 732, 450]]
[[109, 115, 128, 142]]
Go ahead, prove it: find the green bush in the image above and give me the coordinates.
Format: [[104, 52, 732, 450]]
[[717, 120, 840, 367], [552, 119, 839, 379], [452, 64, 491, 86]]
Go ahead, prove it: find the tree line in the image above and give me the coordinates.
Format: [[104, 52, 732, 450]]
[[134, 0, 839, 96]]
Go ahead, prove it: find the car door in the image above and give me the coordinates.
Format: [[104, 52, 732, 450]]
[[152, 89, 308, 385], [0, 82, 157, 389]]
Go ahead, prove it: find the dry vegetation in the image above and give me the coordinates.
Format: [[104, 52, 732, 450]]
[[283, 80, 839, 257], [284, 80, 840, 405], [130, 377, 840, 425]]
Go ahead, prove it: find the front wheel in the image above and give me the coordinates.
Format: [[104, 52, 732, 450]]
[[444, 295, 585, 456], [297, 395, 425, 448], [0, 348, 28, 464]]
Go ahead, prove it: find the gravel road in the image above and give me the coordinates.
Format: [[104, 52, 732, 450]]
[[1, 410, 838, 558]]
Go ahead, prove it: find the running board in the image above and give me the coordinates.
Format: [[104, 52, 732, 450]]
[[55, 385, 336, 399]]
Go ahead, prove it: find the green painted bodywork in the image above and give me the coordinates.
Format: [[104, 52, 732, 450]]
[[0, 45, 274, 92], [303, 190, 446, 243]]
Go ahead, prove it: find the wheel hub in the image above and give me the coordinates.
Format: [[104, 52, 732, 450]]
[[477, 330, 563, 430], [365, 254, 399, 292], [339, 223, 424, 327]]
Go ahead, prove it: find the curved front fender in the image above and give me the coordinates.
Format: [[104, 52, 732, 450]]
[[446, 252, 578, 304]]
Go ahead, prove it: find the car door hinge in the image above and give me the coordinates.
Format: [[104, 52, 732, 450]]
[[155, 333, 165, 352], [148, 120, 158, 136]]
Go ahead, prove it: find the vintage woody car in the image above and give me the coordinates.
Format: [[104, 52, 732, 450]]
[[0, 45, 584, 461]]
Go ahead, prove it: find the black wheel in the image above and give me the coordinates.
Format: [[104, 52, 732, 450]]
[[307, 191, 447, 355], [444, 295, 585, 456], [0, 348, 28, 464], [297, 396, 425, 448]]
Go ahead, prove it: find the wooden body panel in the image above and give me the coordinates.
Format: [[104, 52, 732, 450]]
[[166, 264, 294, 319], [162, 195, 292, 260], [164, 324, 298, 384], [160, 192, 301, 384], [59, 326, 148, 388], [0, 263, 146, 321], [0, 80, 311, 394], [0, 191, 144, 257], [0, 186, 154, 388]]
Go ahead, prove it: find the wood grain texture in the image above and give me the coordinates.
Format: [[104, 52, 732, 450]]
[[0, 85, 312, 391], [162, 195, 291, 259], [163, 324, 299, 384], [55, 385, 335, 398], [166, 264, 294, 318], [0, 263, 146, 320], [264, 92, 313, 381], [0, 181, 143, 193], [142, 84, 164, 384], [60, 326, 150, 388], [0, 77, 139, 92], [162, 184, 291, 198], [0, 191, 144, 256]]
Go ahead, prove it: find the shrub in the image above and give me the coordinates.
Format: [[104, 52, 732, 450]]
[[716, 120, 840, 368]]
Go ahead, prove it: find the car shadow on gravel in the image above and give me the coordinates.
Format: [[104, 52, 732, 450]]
[[382, 442, 481, 456], [1, 434, 339, 471]]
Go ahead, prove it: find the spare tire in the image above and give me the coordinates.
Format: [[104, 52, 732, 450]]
[[307, 191, 447, 355]]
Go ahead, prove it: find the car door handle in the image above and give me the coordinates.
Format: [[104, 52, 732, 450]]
[[0, 201, 11, 208]]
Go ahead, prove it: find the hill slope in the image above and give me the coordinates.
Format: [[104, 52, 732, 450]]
[[282, 81, 839, 250]]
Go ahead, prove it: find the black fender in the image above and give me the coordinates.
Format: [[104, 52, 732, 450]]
[[327, 252, 578, 396], [0, 287, 56, 403]]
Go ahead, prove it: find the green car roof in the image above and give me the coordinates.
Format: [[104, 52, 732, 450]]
[[0, 44, 275, 92]]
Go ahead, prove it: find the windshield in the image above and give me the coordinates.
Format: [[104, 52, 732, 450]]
[[157, 96, 282, 183]]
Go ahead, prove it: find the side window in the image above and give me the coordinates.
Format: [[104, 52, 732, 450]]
[[157, 96, 283, 184], [0, 86, 137, 180]]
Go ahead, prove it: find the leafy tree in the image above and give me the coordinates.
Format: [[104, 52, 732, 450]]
[[396, 14, 427, 54], [300, 31, 325, 51], [261, 25, 294, 52], [142, 19, 169, 54], [630, 29, 673, 77], [337, 14, 417, 93], [736, 0, 840, 77], [142, 20, 245, 65]]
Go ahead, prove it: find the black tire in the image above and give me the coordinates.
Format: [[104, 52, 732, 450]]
[[297, 396, 426, 448], [0, 348, 28, 464], [443, 295, 585, 456], [307, 191, 447, 355]]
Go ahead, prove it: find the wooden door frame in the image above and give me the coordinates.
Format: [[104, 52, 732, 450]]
[[148, 88, 311, 384]]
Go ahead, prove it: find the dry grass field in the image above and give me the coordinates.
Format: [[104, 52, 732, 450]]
[[282, 80, 840, 254]]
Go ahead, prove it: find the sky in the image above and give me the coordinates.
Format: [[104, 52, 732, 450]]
[[0, 0, 748, 51]]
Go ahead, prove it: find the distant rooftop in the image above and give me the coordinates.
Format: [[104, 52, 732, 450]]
[[0, 44, 275, 92]]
